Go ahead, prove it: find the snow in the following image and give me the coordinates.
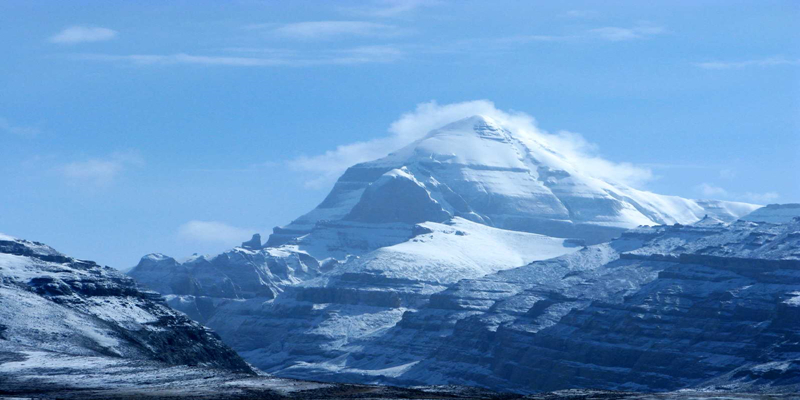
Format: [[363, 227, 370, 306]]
[[0, 232, 19, 241], [0, 286, 126, 358], [332, 217, 580, 284], [783, 291, 800, 307], [0, 350, 120, 373], [270, 115, 758, 247], [119, 114, 791, 394]]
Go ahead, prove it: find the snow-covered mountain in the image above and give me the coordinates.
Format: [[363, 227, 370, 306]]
[[371, 216, 800, 392], [269, 115, 757, 248], [0, 232, 261, 393], [3, 233, 508, 399], [126, 115, 778, 393]]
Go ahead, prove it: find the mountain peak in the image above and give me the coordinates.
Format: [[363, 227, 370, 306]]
[[269, 115, 760, 247], [427, 114, 508, 141]]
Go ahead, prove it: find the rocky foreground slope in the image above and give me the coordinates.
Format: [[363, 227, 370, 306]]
[[0, 233, 257, 391]]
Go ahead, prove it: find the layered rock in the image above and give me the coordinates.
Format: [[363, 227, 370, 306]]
[[128, 246, 321, 323], [372, 218, 800, 392], [196, 218, 581, 376], [0, 233, 255, 386]]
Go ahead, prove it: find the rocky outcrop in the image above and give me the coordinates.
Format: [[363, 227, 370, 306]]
[[241, 233, 262, 249], [128, 246, 321, 323], [0, 234, 255, 375], [387, 219, 800, 392]]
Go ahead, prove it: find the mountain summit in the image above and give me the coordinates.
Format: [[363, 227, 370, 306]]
[[269, 115, 757, 246]]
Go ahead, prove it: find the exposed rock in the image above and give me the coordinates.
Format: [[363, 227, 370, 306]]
[[0, 234, 255, 376], [242, 233, 262, 249]]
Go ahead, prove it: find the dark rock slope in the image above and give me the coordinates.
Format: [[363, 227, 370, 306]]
[[0, 232, 255, 385], [389, 218, 800, 393]]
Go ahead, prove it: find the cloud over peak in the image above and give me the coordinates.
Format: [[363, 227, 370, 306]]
[[289, 100, 653, 189], [49, 26, 118, 44]]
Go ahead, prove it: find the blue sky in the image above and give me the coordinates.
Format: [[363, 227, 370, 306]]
[[1, 0, 798, 269]]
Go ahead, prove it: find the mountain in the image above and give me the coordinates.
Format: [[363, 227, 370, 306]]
[[376, 216, 800, 392], [126, 115, 772, 394], [740, 203, 800, 224], [268, 115, 757, 248], [0, 233, 518, 400], [0, 232, 259, 392]]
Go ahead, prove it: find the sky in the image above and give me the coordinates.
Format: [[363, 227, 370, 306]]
[[1, 0, 798, 270]]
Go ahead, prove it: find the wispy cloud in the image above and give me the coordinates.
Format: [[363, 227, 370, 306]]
[[587, 22, 666, 41], [0, 117, 40, 136], [740, 192, 780, 204], [60, 151, 143, 186], [73, 46, 403, 67], [345, 0, 440, 17], [289, 100, 653, 189], [696, 182, 729, 197], [694, 56, 800, 70], [177, 220, 256, 246], [695, 182, 778, 204], [479, 22, 667, 47], [49, 26, 117, 44], [249, 21, 403, 40]]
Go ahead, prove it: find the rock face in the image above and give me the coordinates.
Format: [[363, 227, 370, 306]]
[[241, 233, 262, 249], [126, 115, 772, 393], [384, 218, 800, 392], [0, 233, 255, 382], [128, 247, 321, 322]]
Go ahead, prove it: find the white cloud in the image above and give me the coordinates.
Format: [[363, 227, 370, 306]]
[[177, 220, 255, 245], [694, 56, 800, 70], [696, 183, 729, 197], [695, 182, 779, 204], [49, 26, 117, 44], [252, 21, 402, 40], [491, 22, 666, 46], [289, 100, 653, 189], [740, 191, 780, 204], [60, 151, 143, 186], [74, 46, 403, 67], [0, 117, 40, 136], [345, 0, 439, 17]]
